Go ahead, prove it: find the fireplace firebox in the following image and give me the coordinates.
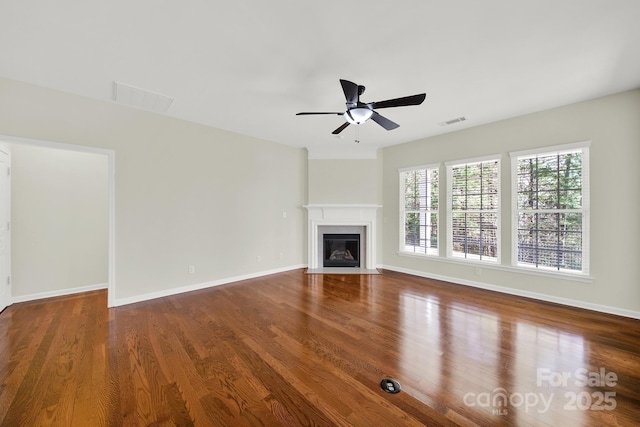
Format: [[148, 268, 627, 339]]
[[323, 234, 360, 267]]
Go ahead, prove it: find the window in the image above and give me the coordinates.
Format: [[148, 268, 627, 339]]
[[447, 157, 500, 262], [511, 143, 589, 274], [399, 165, 439, 255]]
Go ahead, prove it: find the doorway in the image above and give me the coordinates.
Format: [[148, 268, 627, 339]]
[[0, 135, 115, 308], [0, 146, 10, 312]]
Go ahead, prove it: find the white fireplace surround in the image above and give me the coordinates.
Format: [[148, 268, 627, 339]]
[[304, 204, 381, 271]]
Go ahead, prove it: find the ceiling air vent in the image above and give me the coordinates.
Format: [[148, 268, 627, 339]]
[[113, 81, 173, 113], [438, 116, 467, 126]]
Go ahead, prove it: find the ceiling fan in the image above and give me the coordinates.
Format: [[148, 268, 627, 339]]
[[296, 79, 426, 135]]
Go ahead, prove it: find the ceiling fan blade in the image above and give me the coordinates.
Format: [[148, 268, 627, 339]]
[[296, 112, 343, 115], [369, 93, 426, 110], [340, 79, 359, 105], [331, 122, 351, 135], [371, 111, 399, 131]]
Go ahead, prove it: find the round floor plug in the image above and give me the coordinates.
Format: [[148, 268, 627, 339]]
[[380, 378, 401, 394]]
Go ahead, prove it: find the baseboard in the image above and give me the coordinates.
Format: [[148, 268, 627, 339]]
[[380, 264, 640, 320], [112, 264, 307, 307], [12, 282, 108, 304]]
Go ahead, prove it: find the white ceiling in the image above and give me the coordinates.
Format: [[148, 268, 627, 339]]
[[2, 0, 639, 157]]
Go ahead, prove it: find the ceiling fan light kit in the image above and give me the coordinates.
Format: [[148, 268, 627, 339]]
[[344, 108, 374, 124], [296, 79, 426, 135]]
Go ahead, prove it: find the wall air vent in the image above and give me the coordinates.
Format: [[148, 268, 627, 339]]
[[113, 81, 173, 113], [438, 116, 467, 126]]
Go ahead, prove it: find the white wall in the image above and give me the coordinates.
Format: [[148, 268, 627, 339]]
[[10, 144, 108, 297], [0, 77, 308, 305], [3, 74, 638, 316], [381, 89, 640, 315], [308, 158, 382, 204], [307, 157, 384, 263]]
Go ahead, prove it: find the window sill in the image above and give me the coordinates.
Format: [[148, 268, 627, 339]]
[[396, 251, 593, 283]]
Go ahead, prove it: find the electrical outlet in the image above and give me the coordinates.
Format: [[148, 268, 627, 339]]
[[257, 255, 261, 263], [282, 211, 287, 219], [188, 265, 195, 274]]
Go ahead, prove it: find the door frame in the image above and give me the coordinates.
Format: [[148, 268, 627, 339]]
[[0, 144, 10, 312], [0, 135, 116, 307]]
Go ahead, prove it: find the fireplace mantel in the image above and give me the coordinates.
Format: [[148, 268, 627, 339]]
[[304, 204, 381, 271]]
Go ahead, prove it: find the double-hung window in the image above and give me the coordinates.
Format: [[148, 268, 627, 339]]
[[447, 157, 500, 262], [511, 143, 589, 274], [399, 165, 439, 255]]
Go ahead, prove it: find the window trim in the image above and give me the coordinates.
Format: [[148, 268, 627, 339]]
[[398, 163, 440, 257], [510, 141, 590, 275], [446, 155, 502, 264], [396, 249, 593, 283]]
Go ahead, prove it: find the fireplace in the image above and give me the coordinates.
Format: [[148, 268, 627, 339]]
[[304, 204, 381, 272], [323, 234, 360, 267]]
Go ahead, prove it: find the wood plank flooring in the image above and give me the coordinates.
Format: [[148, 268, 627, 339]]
[[1, 269, 639, 426]]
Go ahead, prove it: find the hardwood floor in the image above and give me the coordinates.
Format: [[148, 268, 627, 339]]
[[1, 269, 639, 426]]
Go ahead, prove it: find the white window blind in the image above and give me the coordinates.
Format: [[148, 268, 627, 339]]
[[399, 165, 439, 255], [447, 158, 500, 262], [511, 144, 589, 274]]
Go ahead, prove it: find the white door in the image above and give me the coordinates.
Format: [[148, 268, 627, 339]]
[[0, 148, 10, 312]]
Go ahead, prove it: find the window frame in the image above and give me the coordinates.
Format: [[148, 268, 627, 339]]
[[510, 141, 590, 275], [446, 155, 501, 264], [398, 164, 440, 256]]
